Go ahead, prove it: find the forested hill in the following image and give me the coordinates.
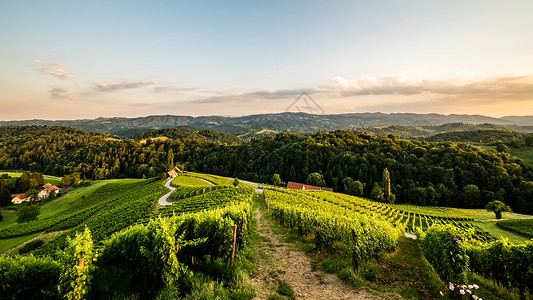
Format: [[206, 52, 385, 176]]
[[133, 126, 242, 145], [1, 126, 533, 214], [3, 112, 533, 138], [426, 129, 525, 143]]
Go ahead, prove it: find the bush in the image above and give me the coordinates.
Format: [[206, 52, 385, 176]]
[[466, 239, 533, 293], [17, 205, 40, 223], [0, 254, 62, 299], [18, 239, 45, 254], [420, 225, 471, 283]]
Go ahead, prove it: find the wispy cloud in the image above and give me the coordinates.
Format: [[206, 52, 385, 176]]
[[49, 86, 75, 100], [153, 86, 198, 93], [92, 80, 158, 92], [332, 75, 533, 101], [192, 87, 323, 104], [32, 60, 75, 80], [190, 74, 533, 106]]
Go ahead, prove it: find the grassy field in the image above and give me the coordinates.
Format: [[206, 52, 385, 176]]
[[1, 171, 62, 186], [0, 179, 129, 253], [171, 175, 213, 187], [448, 208, 533, 244], [186, 172, 247, 187], [508, 146, 533, 166], [0, 232, 40, 254], [497, 219, 533, 238]]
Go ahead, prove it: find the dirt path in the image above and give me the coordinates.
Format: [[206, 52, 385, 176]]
[[251, 198, 380, 300]]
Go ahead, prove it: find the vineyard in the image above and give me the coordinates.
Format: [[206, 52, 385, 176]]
[[171, 175, 213, 187], [1, 171, 532, 299], [264, 188, 402, 265], [497, 219, 533, 238], [168, 185, 230, 201], [283, 189, 495, 242], [155, 186, 253, 218], [0, 176, 256, 299]]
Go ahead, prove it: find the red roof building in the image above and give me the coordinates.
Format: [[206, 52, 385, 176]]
[[167, 166, 182, 178], [286, 181, 324, 191], [42, 183, 60, 193], [10, 193, 28, 204]]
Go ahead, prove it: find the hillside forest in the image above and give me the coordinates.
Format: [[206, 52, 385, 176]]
[[1, 126, 533, 214]]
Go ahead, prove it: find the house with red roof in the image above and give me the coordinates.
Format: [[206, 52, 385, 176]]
[[286, 181, 333, 192], [11, 193, 28, 204], [38, 183, 60, 200], [167, 166, 182, 178]]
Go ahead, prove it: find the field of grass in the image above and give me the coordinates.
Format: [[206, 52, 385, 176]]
[[0, 179, 138, 253], [508, 146, 533, 166], [1, 171, 62, 186], [447, 208, 533, 244], [171, 175, 212, 187], [186, 172, 247, 187], [497, 219, 533, 238], [0, 232, 40, 253], [0, 180, 111, 228]]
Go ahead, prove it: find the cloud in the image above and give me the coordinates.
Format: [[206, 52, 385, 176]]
[[153, 86, 198, 93], [192, 87, 322, 104], [49, 86, 75, 100], [32, 60, 75, 80], [92, 80, 158, 92], [331, 75, 533, 101]]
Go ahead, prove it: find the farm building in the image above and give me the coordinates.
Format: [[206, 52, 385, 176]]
[[11, 193, 28, 204], [286, 181, 333, 192], [38, 183, 60, 200], [167, 166, 182, 178]]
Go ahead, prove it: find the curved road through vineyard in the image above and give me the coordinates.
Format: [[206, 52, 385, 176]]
[[158, 178, 176, 206]]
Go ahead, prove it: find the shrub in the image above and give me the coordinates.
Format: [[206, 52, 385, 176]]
[[0, 254, 61, 299], [16, 204, 40, 223], [18, 239, 45, 254], [420, 224, 471, 283]]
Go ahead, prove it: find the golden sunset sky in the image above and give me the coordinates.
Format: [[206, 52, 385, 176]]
[[1, 1, 533, 120]]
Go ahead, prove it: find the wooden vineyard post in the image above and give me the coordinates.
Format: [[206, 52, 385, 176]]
[[78, 257, 84, 268], [230, 224, 237, 269]]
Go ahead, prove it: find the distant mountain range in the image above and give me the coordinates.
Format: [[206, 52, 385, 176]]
[[2, 112, 533, 138]]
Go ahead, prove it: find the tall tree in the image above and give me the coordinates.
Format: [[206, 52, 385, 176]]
[[382, 168, 392, 203], [30, 172, 44, 188], [0, 186, 12, 206], [62, 174, 72, 187], [15, 172, 31, 193], [166, 149, 174, 171]]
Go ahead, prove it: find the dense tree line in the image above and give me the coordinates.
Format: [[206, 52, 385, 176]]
[[133, 126, 243, 145], [189, 131, 533, 214], [1, 126, 533, 213], [0, 126, 216, 180]]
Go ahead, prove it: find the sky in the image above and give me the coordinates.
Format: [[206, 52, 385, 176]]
[[1, 0, 533, 120]]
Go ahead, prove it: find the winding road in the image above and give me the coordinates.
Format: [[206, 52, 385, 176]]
[[158, 178, 176, 206], [158, 176, 264, 206]]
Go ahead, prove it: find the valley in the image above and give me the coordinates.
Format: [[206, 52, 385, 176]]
[[1, 124, 533, 299]]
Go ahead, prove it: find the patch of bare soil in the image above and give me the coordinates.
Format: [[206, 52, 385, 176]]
[[251, 202, 380, 300]]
